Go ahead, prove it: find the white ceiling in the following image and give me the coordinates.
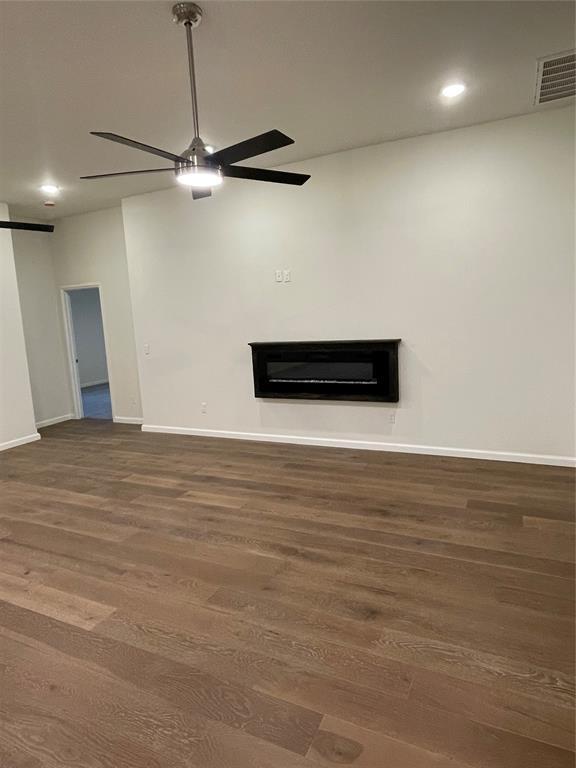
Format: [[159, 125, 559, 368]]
[[1, 1, 574, 219]]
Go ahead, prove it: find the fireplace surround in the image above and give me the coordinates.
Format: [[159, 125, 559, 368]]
[[249, 340, 400, 402]]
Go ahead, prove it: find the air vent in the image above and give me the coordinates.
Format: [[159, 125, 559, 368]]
[[535, 51, 575, 104]]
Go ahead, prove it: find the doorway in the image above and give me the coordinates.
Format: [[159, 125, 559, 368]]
[[62, 285, 112, 420]]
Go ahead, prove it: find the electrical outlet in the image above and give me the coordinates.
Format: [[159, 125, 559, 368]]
[[283, 269, 291, 283], [275, 270, 283, 282], [389, 412, 396, 424], [144, 343, 150, 356], [201, 402, 207, 414]]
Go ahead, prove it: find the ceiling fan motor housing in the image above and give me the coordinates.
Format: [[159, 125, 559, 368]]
[[178, 136, 215, 170]]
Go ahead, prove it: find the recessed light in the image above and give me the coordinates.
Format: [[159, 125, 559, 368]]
[[441, 83, 466, 99], [39, 184, 61, 196]]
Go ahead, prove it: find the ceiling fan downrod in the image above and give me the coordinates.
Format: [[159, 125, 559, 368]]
[[173, 3, 203, 141]]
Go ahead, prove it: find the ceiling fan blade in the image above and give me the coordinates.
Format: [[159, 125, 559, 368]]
[[0, 221, 54, 232], [221, 165, 310, 186], [192, 188, 212, 200], [208, 130, 294, 166], [91, 132, 185, 163], [81, 168, 173, 180]]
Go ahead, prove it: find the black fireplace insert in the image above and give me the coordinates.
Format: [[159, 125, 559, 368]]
[[249, 340, 400, 402]]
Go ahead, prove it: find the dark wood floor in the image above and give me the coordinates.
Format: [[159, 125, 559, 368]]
[[0, 420, 574, 767]]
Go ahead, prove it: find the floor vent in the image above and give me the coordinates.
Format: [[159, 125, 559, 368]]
[[535, 51, 576, 104]]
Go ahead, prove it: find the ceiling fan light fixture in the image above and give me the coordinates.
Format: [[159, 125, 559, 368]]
[[175, 165, 223, 188]]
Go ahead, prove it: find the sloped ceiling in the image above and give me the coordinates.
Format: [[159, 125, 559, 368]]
[[0, 0, 574, 218]]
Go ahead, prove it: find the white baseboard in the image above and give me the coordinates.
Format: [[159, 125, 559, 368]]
[[0, 432, 41, 452], [36, 413, 74, 428], [81, 379, 109, 389], [113, 416, 143, 425], [141, 424, 576, 468]]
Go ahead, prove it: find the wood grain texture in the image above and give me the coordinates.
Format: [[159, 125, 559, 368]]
[[0, 419, 574, 767]]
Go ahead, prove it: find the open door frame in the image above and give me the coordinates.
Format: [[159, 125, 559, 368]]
[[61, 283, 114, 420]]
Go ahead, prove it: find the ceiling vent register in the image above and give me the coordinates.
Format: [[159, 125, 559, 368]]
[[535, 51, 575, 104]]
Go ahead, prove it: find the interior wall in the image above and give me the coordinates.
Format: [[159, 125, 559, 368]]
[[13, 228, 74, 426], [0, 203, 39, 449], [68, 288, 108, 387], [122, 108, 575, 464], [50, 206, 142, 423]]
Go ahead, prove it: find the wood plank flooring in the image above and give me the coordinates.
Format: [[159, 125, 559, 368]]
[[0, 419, 574, 767]]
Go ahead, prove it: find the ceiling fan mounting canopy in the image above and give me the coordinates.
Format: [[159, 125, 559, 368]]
[[172, 3, 203, 28], [81, 2, 310, 198]]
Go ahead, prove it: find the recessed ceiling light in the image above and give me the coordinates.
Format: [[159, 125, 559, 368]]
[[441, 83, 466, 99], [39, 184, 61, 196]]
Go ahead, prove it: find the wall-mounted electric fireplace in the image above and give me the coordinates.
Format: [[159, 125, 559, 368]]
[[249, 340, 400, 402]]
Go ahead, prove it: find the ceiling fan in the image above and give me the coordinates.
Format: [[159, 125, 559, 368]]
[[81, 3, 310, 200], [0, 221, 54, 232]]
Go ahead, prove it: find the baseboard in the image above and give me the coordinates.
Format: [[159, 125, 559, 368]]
[[81, 379, 109, 388], [36, 413, 74, 428], [113, 416, 143, 425], [0, 432, 41, 452], [141, 424, 576, 467]]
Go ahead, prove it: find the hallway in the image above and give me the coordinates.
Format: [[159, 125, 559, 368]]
[[81, 382, 112, 420]]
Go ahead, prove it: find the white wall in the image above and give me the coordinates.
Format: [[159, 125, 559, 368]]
[[122, 108, 575, 464], [13, 229, 74, 426], [0, 203, 40, 449], [68, 287, 108, 387], [50, 207, 142, 423]]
